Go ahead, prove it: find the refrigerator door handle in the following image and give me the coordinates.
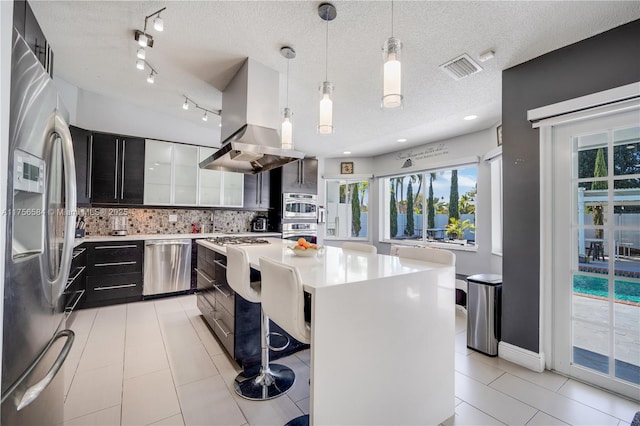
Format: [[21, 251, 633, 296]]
[[1, 330, 75, 408], [53, 113, 77, 301]]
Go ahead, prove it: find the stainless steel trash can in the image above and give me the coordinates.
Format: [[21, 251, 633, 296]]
[[466, 274, 502, 356]]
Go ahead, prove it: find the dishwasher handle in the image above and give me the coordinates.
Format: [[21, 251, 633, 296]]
[[145, 240, 192, 246]]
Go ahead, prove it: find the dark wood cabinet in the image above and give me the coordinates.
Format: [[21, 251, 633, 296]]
[[70, 126, 92, 205], [243, 171, 271, 210], [91, 133, 145, 204], [82, 241, 143, 308], [64, 245, 87, 324], [280, 159, 318, 194], [14, 1, 53, 76]]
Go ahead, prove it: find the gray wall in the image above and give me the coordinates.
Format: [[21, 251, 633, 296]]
[[502, 19, 640, 353]]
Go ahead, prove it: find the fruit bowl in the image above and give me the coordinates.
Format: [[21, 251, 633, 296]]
[[289, 246, 320, 257]]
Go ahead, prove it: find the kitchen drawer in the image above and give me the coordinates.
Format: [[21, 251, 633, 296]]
[[198, 294, 234, 356], [87, 242, 143, 273], [86, 272, 142, 303], [65, 265, 86, 293], [212, 278, 234, 314]]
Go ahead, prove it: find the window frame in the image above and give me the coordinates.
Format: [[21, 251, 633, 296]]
[[324, 177, 372, 241], [378, 162, 479, 251]]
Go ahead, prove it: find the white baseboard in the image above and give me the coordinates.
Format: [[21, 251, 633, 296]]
[[498, 342, 545, 373]]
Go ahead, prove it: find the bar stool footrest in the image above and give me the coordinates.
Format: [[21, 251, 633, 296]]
[[267, 331, 290, 352]]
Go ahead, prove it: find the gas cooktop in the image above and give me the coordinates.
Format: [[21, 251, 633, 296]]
[[207, 236, 271, 246]]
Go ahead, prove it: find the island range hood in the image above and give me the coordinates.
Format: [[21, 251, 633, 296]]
[[199, 58, 304, 174]]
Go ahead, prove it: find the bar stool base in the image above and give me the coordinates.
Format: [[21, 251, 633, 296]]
[[233, 364, 295, 400], [285, 414, 309, 426]]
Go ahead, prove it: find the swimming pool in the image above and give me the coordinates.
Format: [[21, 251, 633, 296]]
[[573, 274, 640, 304]]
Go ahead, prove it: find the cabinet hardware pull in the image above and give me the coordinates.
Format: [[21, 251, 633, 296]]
[[94, 283, 137, 291], [95, 245, 138, 249], [300, 160, 304, 185], [194, 268, 213, 283], [94, 261, 137, 267], [66, 266, 86, 288], [72, 247, 86, 259], [211, 316, 232, 337], [87, 134, 93, 198], [64, 289, 85, 317], [114, 139, 119, 199], [121, 139, 126, 199], [213, 260, 227, 269], [212, 283, 231, 298]]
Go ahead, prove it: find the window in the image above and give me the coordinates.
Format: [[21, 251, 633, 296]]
[[382, 166, 477, 246], [325, 179, 370, 239]]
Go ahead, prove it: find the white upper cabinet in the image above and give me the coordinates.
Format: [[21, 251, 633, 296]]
[[198, 147, 244, 207], [144, 140, 198, 206], [144, 140, 173, 204]]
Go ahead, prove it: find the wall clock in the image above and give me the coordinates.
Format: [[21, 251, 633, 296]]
[[341, 161, 354, 174]]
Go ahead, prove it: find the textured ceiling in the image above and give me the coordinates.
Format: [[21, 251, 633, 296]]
[[30, 1, 640, 158]]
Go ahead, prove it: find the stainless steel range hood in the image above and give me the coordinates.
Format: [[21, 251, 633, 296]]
[[199, 58, 304, 174]]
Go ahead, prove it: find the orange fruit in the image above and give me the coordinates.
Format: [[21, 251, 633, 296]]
[[297, 238, 307, 245], [303, 241, 311, 248], [311, 244, 318, 249], [297, 245, 306, 250]]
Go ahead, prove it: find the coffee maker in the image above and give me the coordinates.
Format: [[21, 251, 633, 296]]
[[251, 216, 268, 232]]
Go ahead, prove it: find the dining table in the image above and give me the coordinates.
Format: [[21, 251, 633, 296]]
[[197, 238, 455, 425]]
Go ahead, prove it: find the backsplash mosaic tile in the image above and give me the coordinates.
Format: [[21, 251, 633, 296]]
[[79, 207, 262, 236]]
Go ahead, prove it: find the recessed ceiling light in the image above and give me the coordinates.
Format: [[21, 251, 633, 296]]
[[397, 138, 407, 143], [343, 151, 351, 155], [464, 115, 478, 120]]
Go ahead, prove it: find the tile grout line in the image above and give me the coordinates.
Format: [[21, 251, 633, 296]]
[[153, 299, 188, 426], [120, 304, 128, 426]]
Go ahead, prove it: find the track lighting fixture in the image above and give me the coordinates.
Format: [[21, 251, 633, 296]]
[[135, 59, 157, 84], [137, 48, 146, 60], [181, 95, 221, 124], [280, 46, 296, 150], [147, 71, 155, 84], [317, 3, 336, 135], [136, 59, 145, 70], [133, 7, 166, 49]]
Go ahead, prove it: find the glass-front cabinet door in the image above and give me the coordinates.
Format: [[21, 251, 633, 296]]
[[222, 172, 243, 207], [173, 144, 198, 205], [198, 147, 222, 206], [144, 140, 172, 204]]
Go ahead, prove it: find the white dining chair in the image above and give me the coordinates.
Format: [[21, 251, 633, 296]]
[[396, 246, 455, 266], [342, 242, 377, 254]]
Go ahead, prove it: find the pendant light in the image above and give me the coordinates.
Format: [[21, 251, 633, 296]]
[[382, 0, 403, 109], [318, 3, 336, 135], [280, 46, 296, 150]]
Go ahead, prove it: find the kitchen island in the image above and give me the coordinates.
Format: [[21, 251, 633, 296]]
[[197, 238, 455, 425]]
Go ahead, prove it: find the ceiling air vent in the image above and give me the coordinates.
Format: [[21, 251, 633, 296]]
[[439, 54, 483, 80]]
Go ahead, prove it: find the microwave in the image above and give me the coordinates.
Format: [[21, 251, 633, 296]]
[[283, 193, 317, 219]]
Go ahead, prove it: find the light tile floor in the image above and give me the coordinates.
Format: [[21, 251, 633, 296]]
[[63, 296, 640, 426]]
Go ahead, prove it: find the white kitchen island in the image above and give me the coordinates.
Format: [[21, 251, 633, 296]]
[[197, 238, 455, 425]]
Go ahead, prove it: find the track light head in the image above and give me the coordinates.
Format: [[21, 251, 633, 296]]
[[147, 71, 155, 84], [153, 15, 164, 32], [136, 59, 145, 70], [182, 98, 189, 110], [134, 30, 154, 48], [137, 48, 146, 60], [202, 111, 208, 121]]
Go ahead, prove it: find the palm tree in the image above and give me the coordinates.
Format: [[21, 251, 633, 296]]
[[427, 173, 436, 229], [405, 181, 414, 235], [351, 183, 361, 237], [390, 187, 398, 238], [591, 148, 607, 239], [449, 170, 459, 221]]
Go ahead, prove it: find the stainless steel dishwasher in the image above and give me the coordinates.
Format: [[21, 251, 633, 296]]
[[144, 239, 192, 296]]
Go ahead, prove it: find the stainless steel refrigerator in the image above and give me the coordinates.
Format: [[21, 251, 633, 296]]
[[1, 29, 77, 425]]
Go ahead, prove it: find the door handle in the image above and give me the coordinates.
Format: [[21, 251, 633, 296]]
[[1, 330, 75, 409], [114, 139, 119, 199], [121, 139, 126, 199], [87, 134, 93, 198], [55, 113, 77, 301], [300, 160, 304, 185]]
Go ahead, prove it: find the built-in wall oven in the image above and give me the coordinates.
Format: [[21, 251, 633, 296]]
[[282, 222, 317, 244], [283, 193, 317, 219]]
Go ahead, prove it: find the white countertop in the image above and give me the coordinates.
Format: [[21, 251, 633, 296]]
[[197, 237, 445, 294], [74, 232, 280, 247]]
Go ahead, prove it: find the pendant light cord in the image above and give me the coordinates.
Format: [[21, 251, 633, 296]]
[[325, 15, 329, 81], [286, 58, 290, 107], [391, 0, 394, 37]]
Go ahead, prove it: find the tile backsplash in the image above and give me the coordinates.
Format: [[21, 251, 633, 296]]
[[79, 207, 262, 236]]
